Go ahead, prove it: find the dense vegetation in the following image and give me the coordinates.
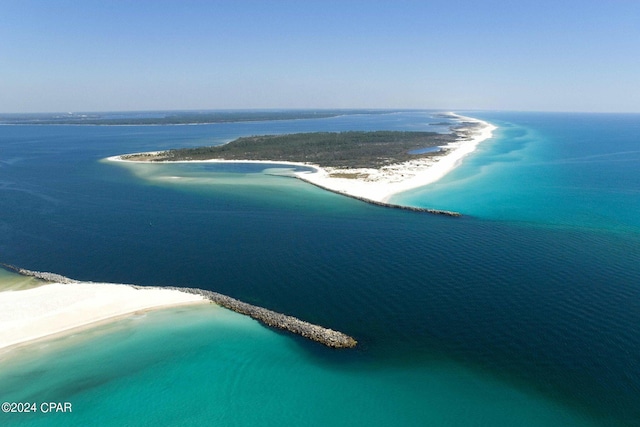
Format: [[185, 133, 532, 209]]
[[127, 131, 458, 168]]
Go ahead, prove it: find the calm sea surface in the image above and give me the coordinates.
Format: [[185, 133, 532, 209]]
[[0, 111, 639, 426]]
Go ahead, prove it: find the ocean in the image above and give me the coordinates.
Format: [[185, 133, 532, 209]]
[[0, 111, 638, 426]]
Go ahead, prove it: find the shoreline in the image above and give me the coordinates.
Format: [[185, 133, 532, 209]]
[[292, 114, 496, 204], [0, 266, 357, 351], [107, 113, 496, 211], [0, 282, 207, 353]]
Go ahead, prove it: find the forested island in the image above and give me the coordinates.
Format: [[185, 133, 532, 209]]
[[122, 131, 459, 169], [114, 117, 491, 216]]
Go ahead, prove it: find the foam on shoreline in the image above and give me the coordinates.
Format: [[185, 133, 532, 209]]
[[107, 113, 496, 208]]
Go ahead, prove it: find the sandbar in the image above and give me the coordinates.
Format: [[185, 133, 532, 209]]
[[0, 282, 206, 352]]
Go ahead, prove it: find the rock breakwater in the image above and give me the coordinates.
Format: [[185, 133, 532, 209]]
[[166, 287, 357, 348], [1, 264, 357, 349], [0, 264, 79, 284], [296, 178, 462, 217]]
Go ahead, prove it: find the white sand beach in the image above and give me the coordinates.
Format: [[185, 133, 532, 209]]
[[0, 282, 206, 352], [293, 114, 496, 203], [108, 113, 496, 206]]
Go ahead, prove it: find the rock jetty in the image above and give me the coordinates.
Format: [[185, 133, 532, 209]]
[[0, 263, 79, 284], [1, 264, 357, 349], [166, 287, 357, 349], [296, 178, 462, 217]]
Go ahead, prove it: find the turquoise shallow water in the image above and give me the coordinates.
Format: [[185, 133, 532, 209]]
[[393, 112, 640, 233], [1, 111, 639, 426], [0, 301, 596, 426]]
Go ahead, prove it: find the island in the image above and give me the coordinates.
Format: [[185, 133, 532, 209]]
[[122, 130, 458, 168], [111, 114, 496, 215]]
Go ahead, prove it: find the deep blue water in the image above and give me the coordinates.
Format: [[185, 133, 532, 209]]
[[0, 111, 639, 426]]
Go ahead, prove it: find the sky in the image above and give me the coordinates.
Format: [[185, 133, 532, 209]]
[[1, 0, 639, 113]]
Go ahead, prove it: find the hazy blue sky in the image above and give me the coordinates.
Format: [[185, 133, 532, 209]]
[[2, 0, 639, 113]]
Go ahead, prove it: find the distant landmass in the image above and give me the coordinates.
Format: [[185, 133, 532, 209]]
[[122, 131, 459, 169], [0, 110, 399, 126]]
